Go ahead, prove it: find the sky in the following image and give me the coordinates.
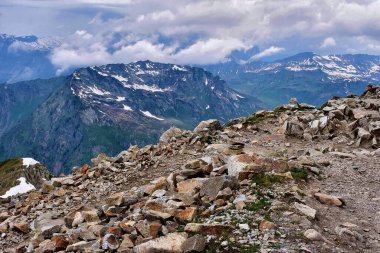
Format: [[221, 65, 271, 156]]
[[1, 0, 380, 72]]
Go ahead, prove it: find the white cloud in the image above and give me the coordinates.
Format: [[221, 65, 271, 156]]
[[172, 38, 247, 64], [320, 37, 336, 48], [50, 37, 248, 73], [249, 47, 285, 62], [4, 0, 380, 69]]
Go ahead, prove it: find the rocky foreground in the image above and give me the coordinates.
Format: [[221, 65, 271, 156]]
[[2, 85, 380, 252]]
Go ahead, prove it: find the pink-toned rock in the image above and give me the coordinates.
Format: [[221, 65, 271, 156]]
[[13, 221, 29, 233], [175, 207, 197, 221], [314, 192, 344, 207], [80, 164, 90, 174], [177, 178, 206, 194], [51, 234, 69, 250], [144, 177, 167, 195], [184, 223, 233, 235], [259, 220, 276, 231], [227, 154, 288, 179]]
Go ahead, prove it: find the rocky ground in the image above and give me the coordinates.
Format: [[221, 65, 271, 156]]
[[1, 85, 380, 252]]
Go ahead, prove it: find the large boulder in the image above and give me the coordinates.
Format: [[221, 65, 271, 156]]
[[281, 120, 304, 137], [369, 121, 380, 137], [182, 235, 206, 252], [227, 155, 288, 179], [134, 232, 188, 253], [160, 127, 184, 143], [194, 119, 222, 133], [199, 176, 238, 200], [314, 193, 344, 207]]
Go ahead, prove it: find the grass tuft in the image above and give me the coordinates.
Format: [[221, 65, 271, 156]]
[[251, 173, 285, 187], [246, 198, 271, 212], [287, 167, 308, 181]]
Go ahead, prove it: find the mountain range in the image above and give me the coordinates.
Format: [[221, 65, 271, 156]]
[[0, 61, 259, 175], [2, 34, 379, 107], [1, 33, 380, 175], [204, 52, 380, 107]]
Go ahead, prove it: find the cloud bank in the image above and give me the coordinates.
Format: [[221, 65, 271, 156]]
[[2, 0, 380, 71]]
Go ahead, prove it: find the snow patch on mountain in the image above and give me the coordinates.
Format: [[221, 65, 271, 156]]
[[140, 110, 164, 121], [112, 75, 128, 83], [135, 70, 160, 76], [89, 86, 111, 96], [22, 158, 40, 168], [123, 104, 133, 111], [122, 83, 171, 93], [0, 177, 36, 198], [172, 65, 187, 71], [116, 96, 126, 102]]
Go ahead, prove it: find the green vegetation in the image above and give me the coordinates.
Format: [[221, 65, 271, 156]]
[[0, 159, 22, 177], [246, 198, 271, 212], [273, 106, 287, 114], [269, 149, 288, 158], [244, 113, 276, 125], [251, 172, 285, 187], [0, 158, 23, 195], [241, 244, 261, 253], [205, 238, 261, 253], [0, 158, 51, 195], [287, 167, 308, 181], [269, 242, 282, 249]]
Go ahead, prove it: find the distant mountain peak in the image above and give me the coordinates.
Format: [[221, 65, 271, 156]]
[[0, 61, 261, 174]]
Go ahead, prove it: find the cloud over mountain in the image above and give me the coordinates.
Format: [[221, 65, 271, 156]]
[[2, 0, 380, 70]]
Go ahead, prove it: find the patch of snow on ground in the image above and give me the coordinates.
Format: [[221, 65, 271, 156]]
[[123, 105, 133, 111], [1, 177, 36, 198], [23, 158, 39, 168], [140, 110, 164, 121]]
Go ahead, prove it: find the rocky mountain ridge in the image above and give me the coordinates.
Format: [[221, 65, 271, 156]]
[[0, 61, 260, 175], [249, 53, 380, 82], [204, 53, 380, 107], [1, 85, 380, 252], [1, 31, 379, 108]]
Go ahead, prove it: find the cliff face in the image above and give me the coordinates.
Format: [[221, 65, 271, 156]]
[[0, 76, 66, 138], [1, 85, 380, 252]]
